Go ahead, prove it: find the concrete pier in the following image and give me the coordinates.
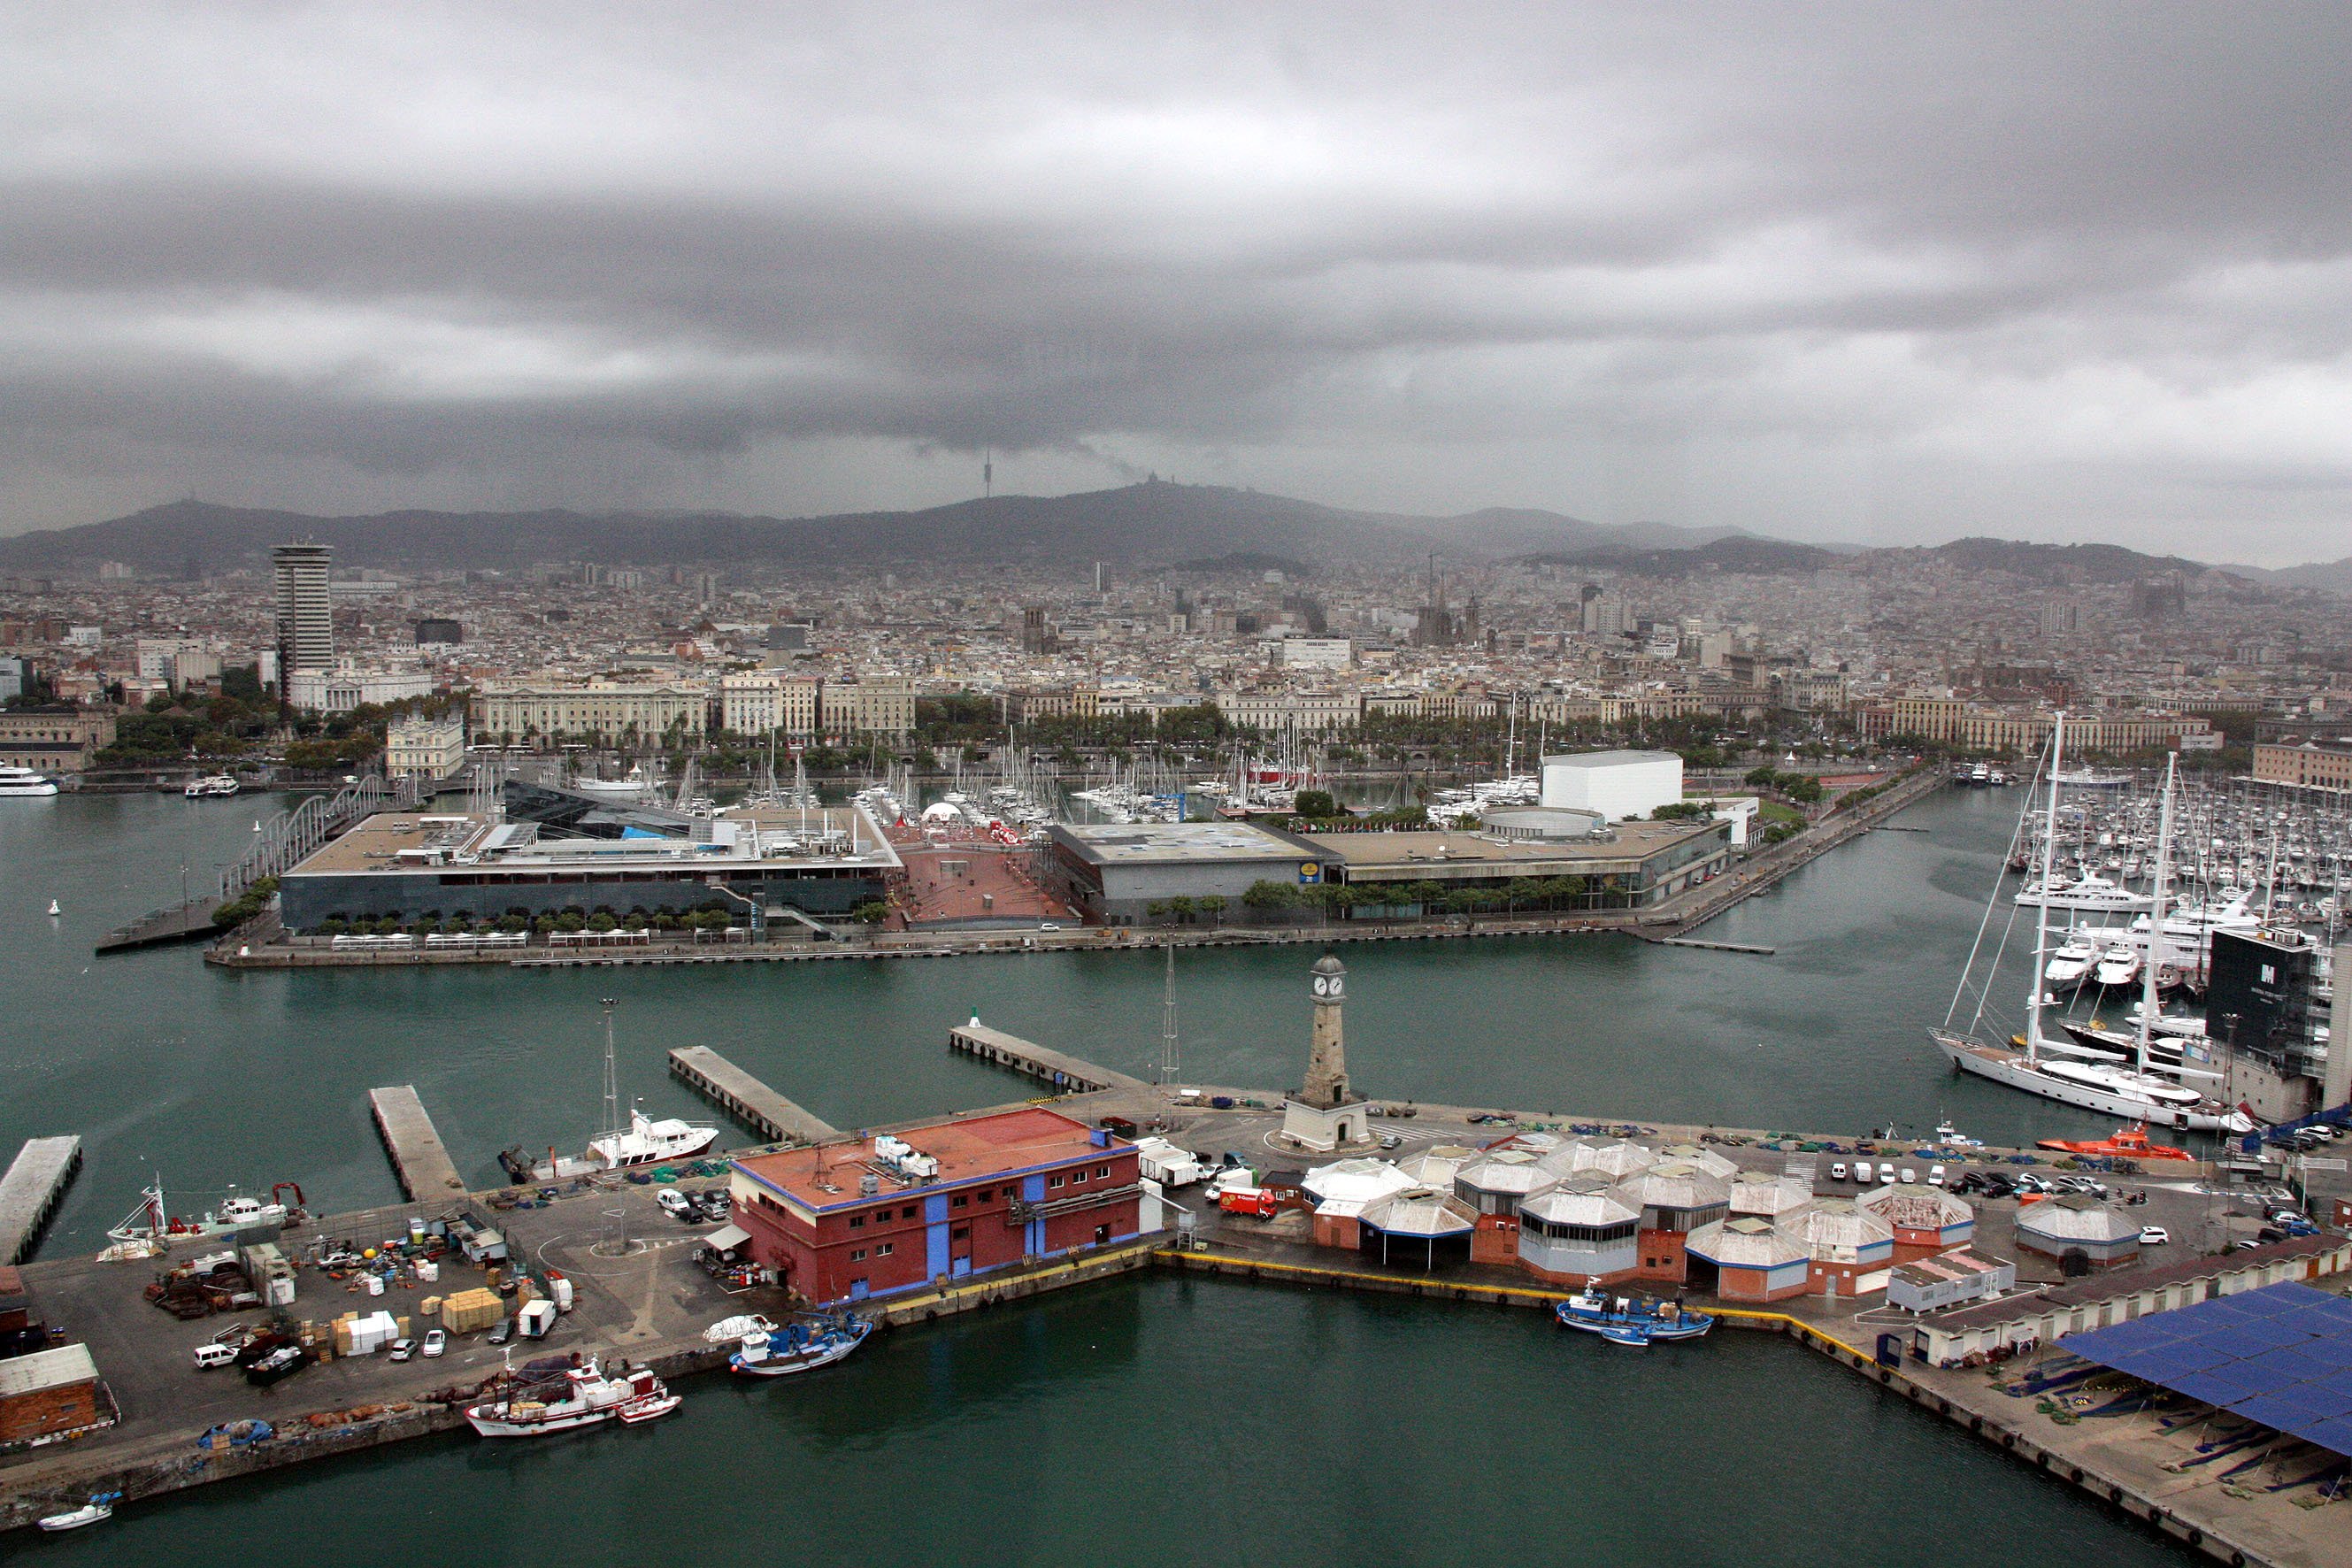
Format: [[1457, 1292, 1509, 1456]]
[[948, 1021, 1153, 1095], [0, 1136, 81, 1264], [94, 899, 223, 955], [666, 1046, 839, 1144], [365, 1086, 467, 1202]]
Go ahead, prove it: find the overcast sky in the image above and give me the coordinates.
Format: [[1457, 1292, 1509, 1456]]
[[3, 5, 2348, 563]]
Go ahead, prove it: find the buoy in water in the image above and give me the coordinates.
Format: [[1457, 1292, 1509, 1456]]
[[47, 899, 61, 917]]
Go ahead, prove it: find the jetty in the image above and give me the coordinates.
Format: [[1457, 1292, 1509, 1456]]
[[365, 1087, 466, 1202], [948, 1021, 1153, 1095], [94, 899, 222, 956], [0, 1136, 81, 1264], [667, 1046, 839, 1144]]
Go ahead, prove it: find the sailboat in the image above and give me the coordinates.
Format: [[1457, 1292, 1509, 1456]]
[[1931, 722, 2252, 1134]]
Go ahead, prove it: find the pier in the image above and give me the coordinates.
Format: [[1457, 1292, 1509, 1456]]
[[94, 898, 223, 956], [948, 1021, 1154, 1095], [365, 1086, 467, 1202], [667, 1046, 839, 1143], [0, 1136, 81, 1264], [1645, 936, 1776, 955]]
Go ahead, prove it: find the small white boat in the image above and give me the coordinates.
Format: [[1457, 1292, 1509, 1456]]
[[47, 898, 62, 917], [37, 1492, 120, 1531], [0, 765, 60, 797], [730, 1313, 871, 1378], [183, 774, 240, 798]]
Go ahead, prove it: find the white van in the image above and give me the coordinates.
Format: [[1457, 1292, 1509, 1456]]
[[191, 1342, 239, 1370], [1898, 1165, 1918, 1184], [1928, 1164, 1948, 1188], [1828, 1161, 1849, 1182], [1852, 1160, 1874, 1185]]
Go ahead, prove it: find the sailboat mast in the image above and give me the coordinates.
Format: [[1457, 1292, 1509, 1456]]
[[2137, 755, 2176, 1074], [1160, 942, 1180, 1085], [2030, 714, 2066, 1065], [601, 998, 621, 1139]]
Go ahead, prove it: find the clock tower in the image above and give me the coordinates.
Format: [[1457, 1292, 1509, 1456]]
[[1303, 954, 1349, 1108], [1283, 953, 1367, 1153]]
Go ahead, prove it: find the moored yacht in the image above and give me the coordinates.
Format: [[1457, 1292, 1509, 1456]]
[[2043, 932, 2099, 988], [2091, 942, 2142, 990], [0, 765, 60, 797]]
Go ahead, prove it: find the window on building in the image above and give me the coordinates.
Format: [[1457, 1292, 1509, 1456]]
[[850, 1249, 867, 1262], [1096, 1165, 1111, 1180], [877, 1242, 894, 1257], [1072, 1170, 1087, 1184], [1050, 1176, 1065, 1189], [952, 1194, 968, 1208], [951, 1226, 968, 1241], [899, 1204, 916, 1219], [1003, 1186, 1018, 1199]]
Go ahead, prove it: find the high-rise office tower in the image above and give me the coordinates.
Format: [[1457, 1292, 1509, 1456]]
[[273, 542, 334, 685]]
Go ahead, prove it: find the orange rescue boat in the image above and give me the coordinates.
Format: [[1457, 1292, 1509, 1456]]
[[2035, 1123, 2193, 1161]]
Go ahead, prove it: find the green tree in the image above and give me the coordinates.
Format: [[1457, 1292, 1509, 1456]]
[[1198, 895, 1227, 926], [1293, 788, 1338, 820], [850, 900, 890, 926]]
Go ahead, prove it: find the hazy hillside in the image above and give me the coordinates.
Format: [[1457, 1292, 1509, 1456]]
[[0, 484, 1765, 578]]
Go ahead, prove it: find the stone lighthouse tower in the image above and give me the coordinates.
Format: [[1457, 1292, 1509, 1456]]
[[1284, 953, 1367, 1152]]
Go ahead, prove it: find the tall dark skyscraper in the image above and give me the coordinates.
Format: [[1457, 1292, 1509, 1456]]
[[273, 542, 334, 684]]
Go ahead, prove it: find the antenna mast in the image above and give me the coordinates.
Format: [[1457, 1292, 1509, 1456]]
[[1160, 942, 1180, 1086]]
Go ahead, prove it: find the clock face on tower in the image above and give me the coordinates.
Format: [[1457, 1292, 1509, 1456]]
[[1314, 975, 1341, 997]]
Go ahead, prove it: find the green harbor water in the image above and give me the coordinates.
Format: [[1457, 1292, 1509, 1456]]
[[0, 787, 2194, 1563]]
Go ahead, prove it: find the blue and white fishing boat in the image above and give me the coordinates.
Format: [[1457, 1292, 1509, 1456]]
[[1555, 1291, 1714, 1347], [729, 1312, 871, 1378]]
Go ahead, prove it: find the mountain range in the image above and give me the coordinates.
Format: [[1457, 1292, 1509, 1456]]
[[0, 482, 2336, 591]]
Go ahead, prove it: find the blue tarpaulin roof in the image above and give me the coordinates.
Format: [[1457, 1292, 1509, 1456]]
[[2065, 1282, 2352, 1458]]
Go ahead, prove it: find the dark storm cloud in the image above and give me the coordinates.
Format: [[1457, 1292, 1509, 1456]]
[[1, 4, 2348, 557]]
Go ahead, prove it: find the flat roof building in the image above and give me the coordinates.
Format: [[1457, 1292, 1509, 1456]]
[[1048, 820, 1337, 926], [728, 1107, 1142, 1306]]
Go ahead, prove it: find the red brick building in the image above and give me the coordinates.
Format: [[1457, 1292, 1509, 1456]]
[[0, 1343, 109, 1446], [729, 1108, 1143, 1307]]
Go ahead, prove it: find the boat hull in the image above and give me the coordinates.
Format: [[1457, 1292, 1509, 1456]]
[[730, 1326, 868, 1377], [1933, 1030, 2247, 1133]]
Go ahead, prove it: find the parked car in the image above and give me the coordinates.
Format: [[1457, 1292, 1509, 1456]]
[[192, 1342, 239, 1370], [388, 1337, 418, 1362], [1897, 1166, 1918, 1184], [1828, 1162, 1849, 1182], [657, 1188, 694, 1219], [1852, 1161, 1874, 1185], [1376, 1132, 1403, 1150], [486, 1317, 513, 1345], [421, 1329, 447, 1358], [2138, 1226, 2170, 1245], [1927, 1164, 1948, 1188]]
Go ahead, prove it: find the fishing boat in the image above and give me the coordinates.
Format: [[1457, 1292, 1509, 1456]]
[[498, 1004, 719, 1183], [36, 1493, 120, 1532], [2035, 1124, 2194, 1161], [729, 1311, 872, 1377], [465, 1357, 678, 1437], [1554, 1292, 1714, 1346], [1933, 726, 2252, 1134], [97, 1179, 306, 1260]]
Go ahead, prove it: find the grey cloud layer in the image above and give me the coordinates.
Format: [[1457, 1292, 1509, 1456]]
[[2, 4, 2348, 557]]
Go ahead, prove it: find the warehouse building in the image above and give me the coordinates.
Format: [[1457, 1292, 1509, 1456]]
[[1047, 820, 1340, 926], [0, 1342, 111, 1447], [1539, 749, 1684, 820], [1308, 816, 1730, 912], [277, 803, 901, 931], [727, 1108, 1142, 1307]]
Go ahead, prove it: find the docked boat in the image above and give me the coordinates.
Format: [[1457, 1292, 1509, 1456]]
[[36, 1493, 120, 1532], [2043, 932, 2099, 988], [182, 774, 240, 798], [2090, 942, 2142, 990], [98, 1180, 305, 1260], [729, 1312, 872, 1377], [465, 1357, 678, 1437], [1554, 1292, 1713, 1346], [0, 765, 60, 797], [2015, 873, 2148, 913], [2035, 1123, 2194, 1161], [498, 1006, 719, 1182], [1933, 727, 2252, 1134]]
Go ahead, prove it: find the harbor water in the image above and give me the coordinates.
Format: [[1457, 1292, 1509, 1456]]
[[0, 786, 2196, 1562]]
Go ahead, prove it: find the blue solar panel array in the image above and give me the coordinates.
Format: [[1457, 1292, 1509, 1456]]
[[2065, 1281, 2352, 1457]]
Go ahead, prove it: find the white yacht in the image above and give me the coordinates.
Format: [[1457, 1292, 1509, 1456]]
[[2042, 932, 2099, 987], [2014, 873, 2149, 913], [183, 774, 240, 798], [0, 765, 60, 797], [2091, 942, 2142, 990]]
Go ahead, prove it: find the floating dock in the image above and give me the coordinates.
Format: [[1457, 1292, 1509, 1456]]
[[94, 898, 223, 955], [948, 1022, 1153, 1095], [366, 1087, 467, 1202], [0, 1135, 82, 1264], [666, 1046, 839, 1144]]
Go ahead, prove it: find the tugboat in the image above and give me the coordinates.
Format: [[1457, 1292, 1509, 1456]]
[[465, 1356, 679, 1437], [2035, 1123, 2194, 1161], [1554, 1292, 1715, 1347], [729, 1312, 871, 1378]]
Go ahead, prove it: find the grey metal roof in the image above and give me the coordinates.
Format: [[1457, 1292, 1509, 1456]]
[[1359, 1188, 1479, 1239]]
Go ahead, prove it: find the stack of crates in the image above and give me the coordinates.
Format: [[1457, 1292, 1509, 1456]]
[[441, 1287, 503, 1334]]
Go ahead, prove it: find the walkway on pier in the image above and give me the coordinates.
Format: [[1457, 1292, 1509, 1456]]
[[0, 1136, 82, 1264], [667, 1046, 838, 1144], [948, 1021, 1153, 1096], [366, 1087, 467, 1203]]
